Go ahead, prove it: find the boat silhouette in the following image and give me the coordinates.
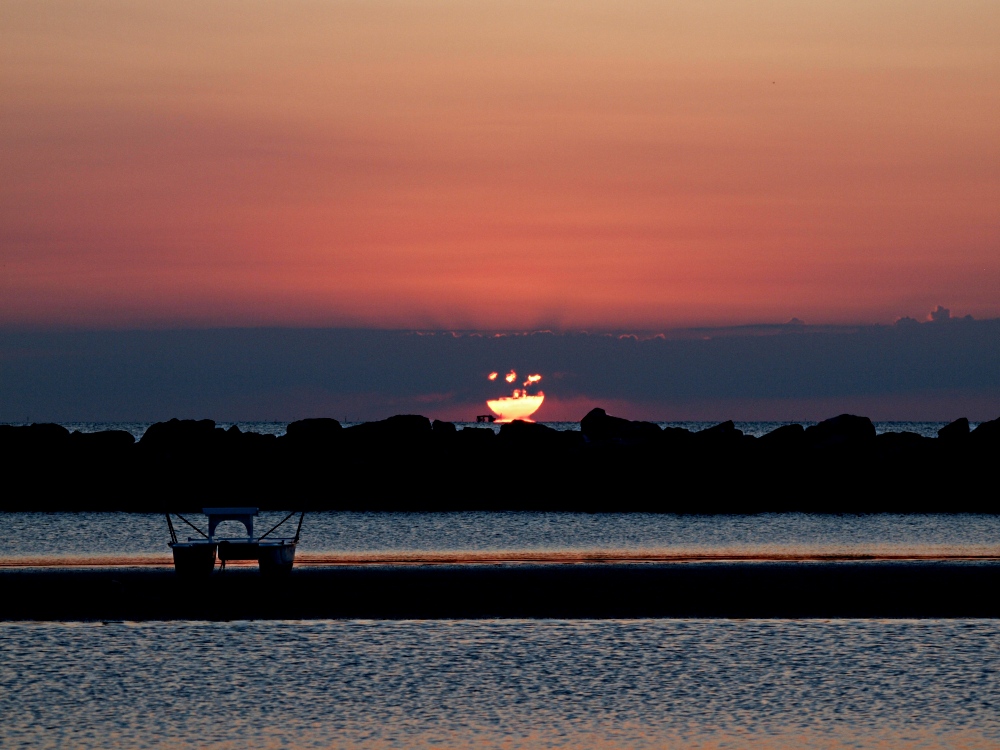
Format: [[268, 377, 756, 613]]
[[165, 507, 304, 576]]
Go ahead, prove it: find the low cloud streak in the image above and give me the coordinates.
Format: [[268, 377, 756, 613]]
[[1, 319, 998, 422]]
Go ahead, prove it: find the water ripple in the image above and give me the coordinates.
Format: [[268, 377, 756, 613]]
[[1, 619, 998, 749]]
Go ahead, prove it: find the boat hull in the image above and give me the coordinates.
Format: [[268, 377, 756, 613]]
[[170, 542, 217, 576], [258, 542, 297, 576]]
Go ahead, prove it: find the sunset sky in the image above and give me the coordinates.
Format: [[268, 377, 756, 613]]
[[3, 0, 998, 330]]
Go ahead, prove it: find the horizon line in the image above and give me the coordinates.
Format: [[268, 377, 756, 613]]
[[1, 313, 992, 338]]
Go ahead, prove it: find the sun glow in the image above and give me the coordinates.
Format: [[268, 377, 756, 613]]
[[487, 372, 544, 422]]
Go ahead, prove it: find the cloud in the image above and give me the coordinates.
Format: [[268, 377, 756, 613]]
[[1, 320, 998, 421], [929, 305, 952, 322], [927, 305, 975, 324]]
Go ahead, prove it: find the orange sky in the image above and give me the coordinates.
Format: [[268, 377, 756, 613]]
[[2, 0, 998, 329]]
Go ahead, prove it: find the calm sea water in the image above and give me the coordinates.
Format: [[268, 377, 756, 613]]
[[3, 513, 1000, 563], [4, 512, 998, 748], [1, 420, 973, 438], [1, 619, 998, 749]]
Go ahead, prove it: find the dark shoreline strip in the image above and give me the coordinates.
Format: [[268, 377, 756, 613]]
[[4, 553, 1000, 568], [2, 562, 999, 620], [302, 553, 1000, 564]]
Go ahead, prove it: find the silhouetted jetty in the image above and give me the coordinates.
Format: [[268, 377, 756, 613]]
[[1, 410, 999, 513]]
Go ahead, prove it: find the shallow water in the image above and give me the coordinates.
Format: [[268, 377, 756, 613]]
[[4, 512, 998, 748], [1, 619, 997, 749], [3, 512, 999, 565]]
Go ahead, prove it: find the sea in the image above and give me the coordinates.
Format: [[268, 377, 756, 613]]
[[2, 421, 998, 749], [3, 618, 998, 749]]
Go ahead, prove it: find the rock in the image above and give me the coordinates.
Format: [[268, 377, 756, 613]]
[[938, 418, 970, 441], [692, 420, 744, 444], [239, 431, 277, 447], [1, 422, 70, 444], [875, 431, 931, 456], [498, 420, 577, 450], [0, 423, 72, 458], [971, 416, 1000, 444], [26, 423, 71, 442], [804, 414, 875, 449], [137, 419, 222, 461], [432, 419, 457, 435], [430, 419, 458, 447], [660, 426, 693, 447], [284, 418, 342, 446], [140, 418, 216, 445], [344, 414, 432, 443], [580, 408, 662, 445], [758, 423, 805, 447], [69, 429, 135, 453], [221, 424, 244, 448], [457, 426, 496, 444], [580, 408, 629, 440], [224, 425, 277, 455]]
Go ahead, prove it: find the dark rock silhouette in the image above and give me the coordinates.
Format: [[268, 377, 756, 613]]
[[971, 416, 1000, 444], [0, 423, 71, 449], [344, 414, 432, 443], [0, 425, 74, 477], [660, 426, 694, 447], [498, 420, 572, 449], [456, 426, 495, 443], [938, 418, 970, 441], [69, 429, 135, 453], [284, 418, 343, 447], [874, 431, 932, 457], [581, 408, 662, 445], [432, 419, 457, 435], [804, 414, 876, 449], [138, 418, 219, 456], [757, 423, 805, 448], [2, 408, 999, 513], [228, 427, 277, 452], [692, 420, 745, 446]]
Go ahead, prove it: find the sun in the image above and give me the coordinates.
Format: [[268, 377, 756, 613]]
[[486, 371, 544, 422]]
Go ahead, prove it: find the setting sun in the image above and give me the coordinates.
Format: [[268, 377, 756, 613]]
[[487, 372, 544, 422], [486, 393, 545, 423]]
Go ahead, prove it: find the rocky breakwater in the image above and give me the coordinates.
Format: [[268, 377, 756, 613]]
[[1, 411, 998, 512]]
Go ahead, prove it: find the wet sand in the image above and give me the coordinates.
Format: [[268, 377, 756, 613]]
[[2, 561, 999, 620]]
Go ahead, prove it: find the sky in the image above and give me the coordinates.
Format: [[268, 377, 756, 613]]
[[2, 0, 999, 331], [2, 2, 998, 421]]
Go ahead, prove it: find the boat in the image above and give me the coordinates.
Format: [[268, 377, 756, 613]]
[[165, 507, 304, 576]]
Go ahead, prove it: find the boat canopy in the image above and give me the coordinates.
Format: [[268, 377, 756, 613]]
[[203, 507, 258, 538]]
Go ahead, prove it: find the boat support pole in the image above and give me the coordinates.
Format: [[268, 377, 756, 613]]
[[165, 514, 177, 545], [294, 512, 306, 544], [173, 513, 210, 539], [257, 511, 297, 542]]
